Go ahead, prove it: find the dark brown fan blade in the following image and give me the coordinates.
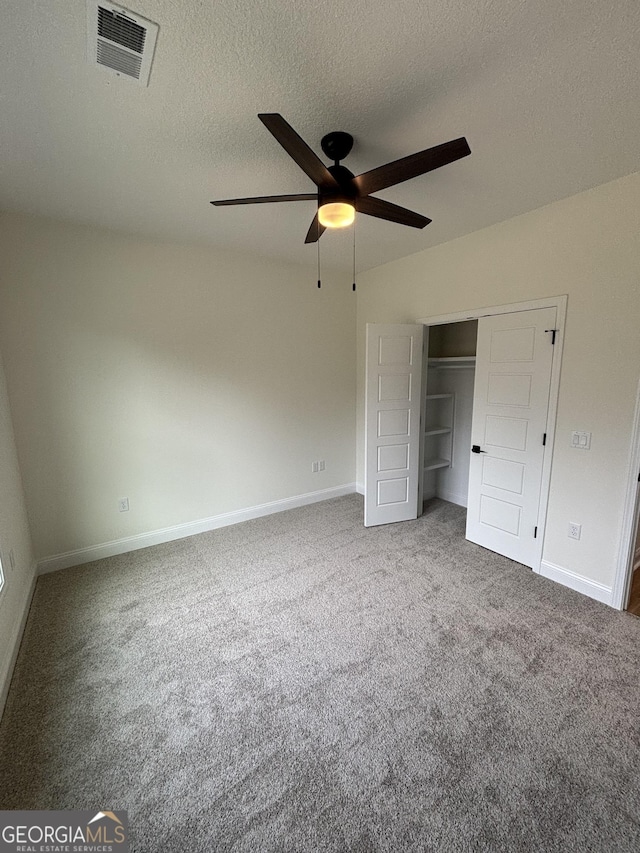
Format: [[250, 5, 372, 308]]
[[356, 196, 431, 229], [353, 137, 471, 196], [258, 114, 338, 189], [304, 212, 326, 244], [211, 193, 317, 206]]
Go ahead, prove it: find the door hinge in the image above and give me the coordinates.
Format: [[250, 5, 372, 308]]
[[542, 433, 547, 446], [534, 526, 538, 538], [545, 328, 558, 345]]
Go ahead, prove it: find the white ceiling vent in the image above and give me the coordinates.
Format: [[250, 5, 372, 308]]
[[87, 1, 159, 86]]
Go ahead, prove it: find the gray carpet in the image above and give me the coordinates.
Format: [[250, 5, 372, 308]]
[[1, 495, 640, 852]]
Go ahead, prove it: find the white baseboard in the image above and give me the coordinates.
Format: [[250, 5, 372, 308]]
[[0, 567, 37, 722], [37, 484, 358, 575], [422, 486, 436, 502], [435, 488, 468, 508], [539, 560, 613, 607], [355, 483, 364, 495]]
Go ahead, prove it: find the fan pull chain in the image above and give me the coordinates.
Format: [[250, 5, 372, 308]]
[[317, 220, 321, 288], [352, 214, 357, 292]]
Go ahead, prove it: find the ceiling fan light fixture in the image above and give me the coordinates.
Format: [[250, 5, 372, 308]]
[[318, 201, 355, 228]]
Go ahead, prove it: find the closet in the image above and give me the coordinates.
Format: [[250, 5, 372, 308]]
[[365, 303, 561, 569], [421, 321, 477, 508]]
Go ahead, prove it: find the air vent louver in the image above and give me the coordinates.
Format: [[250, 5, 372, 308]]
[[87, 2, 158, 86], [97, 40, 143, 78], [98, 7, 146, 52]]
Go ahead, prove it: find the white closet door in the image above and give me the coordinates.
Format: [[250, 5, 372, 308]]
[[465, 307, 556, 567], [364, 324, 424, 527]]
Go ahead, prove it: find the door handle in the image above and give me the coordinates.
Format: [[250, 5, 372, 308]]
[[471, 445, 486, 454]]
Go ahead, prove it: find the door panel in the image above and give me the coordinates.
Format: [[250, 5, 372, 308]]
[[479, 494, 522, 535], [364, 324, 424, 527], [378, 444, 410, 471], [466, 307, 556, 567], [378, 409, 410, 436], [485, 415, 528, 449], [487, 374, 532, 407], [379, 372, 412, 401], [482, 457, 525, 493]]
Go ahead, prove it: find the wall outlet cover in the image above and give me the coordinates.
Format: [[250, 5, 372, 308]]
[[571, 431, 591, 450]]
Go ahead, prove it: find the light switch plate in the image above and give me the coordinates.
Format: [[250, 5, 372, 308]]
[[571, 431, 591, 450]]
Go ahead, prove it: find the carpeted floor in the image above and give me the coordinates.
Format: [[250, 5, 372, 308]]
[[1, 495, 640, 851]]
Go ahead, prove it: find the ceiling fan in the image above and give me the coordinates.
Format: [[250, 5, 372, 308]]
[[211, 114, 471, 243]]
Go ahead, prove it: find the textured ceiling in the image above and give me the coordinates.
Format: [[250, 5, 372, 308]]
[[2, 0, 640, 272]]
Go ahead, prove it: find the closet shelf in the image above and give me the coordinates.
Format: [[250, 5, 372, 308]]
[[426, 393, 453, 400], [428, 357, 476, 369], [424, 426, 451, 436], [424, 457, 451, 471]]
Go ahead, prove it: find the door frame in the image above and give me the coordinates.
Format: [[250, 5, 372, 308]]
[[416, 295, 567, 575], [611, 377, 640, 610]]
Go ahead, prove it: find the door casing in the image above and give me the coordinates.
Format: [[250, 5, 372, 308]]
[[611, 376, 640, 610]]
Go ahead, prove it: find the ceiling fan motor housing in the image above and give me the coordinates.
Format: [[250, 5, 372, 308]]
[[320, 131, 354, 163]]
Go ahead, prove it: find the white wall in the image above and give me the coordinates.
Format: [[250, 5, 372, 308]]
[[0, 213, 356, 562], [357, 171, 640, 594], [0, 349, 35, 711]]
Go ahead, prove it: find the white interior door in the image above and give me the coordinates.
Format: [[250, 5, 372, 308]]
[[364, 324, 424, 527], [466, 307, 556, 567]]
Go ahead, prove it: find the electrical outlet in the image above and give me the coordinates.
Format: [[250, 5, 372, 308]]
[[568, 522, 581, 540], [318, 460, 325, 472], [118, 497, 130, 512], [311, 462, 319, 473]]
